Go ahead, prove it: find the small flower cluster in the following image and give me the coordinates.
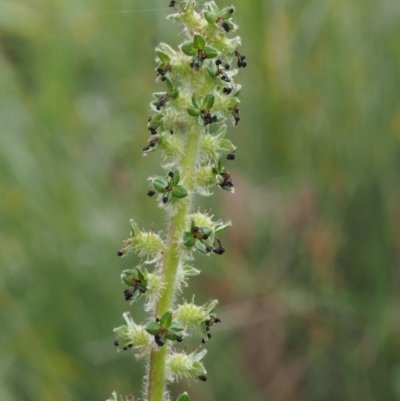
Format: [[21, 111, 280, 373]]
[[108, 1, 245, 401]]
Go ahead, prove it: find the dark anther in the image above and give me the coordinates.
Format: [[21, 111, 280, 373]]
[[229, 7, 234, 13], [156, 318, 160, 322], [123, 347, 128, 351], [156, 94, 171, 110], [117, 251, 124, 257], [227, 153, 235, 160], [216, 59, 222, 66], [169, 1, 176, 7], [170, 130, 174, 134], [207, 333, 212, 339], [232, 107, 240, 125], [168, 171, 174, 178], [235, 51, 247, 68], [162, 196, 168, 203], [223, 87, 232, 95], [217, 18, 230, 32], [148, 116, 152, 122], [215, 317, 221, 323], [201, 338, 206, 344], [154, 334, 164, 346], [177, 337, 183, 343], [213, 247, 225, 255], [124, 289, 134, 301], [224, 63, 230, 70], [198, 375, 207, 382], [213, 246, 225, 254], [147, 190, 156, 197], [213, 238, 225, 255], [193, 226, 200, 233], [198, 49, 208, 61], [205, 245, 212, 253], [114, 340, 119, 346], [143, 146, 150, 152], [161, 76, 166, 81], [128, 344, 133, 348], [149, 136, 159, 148]]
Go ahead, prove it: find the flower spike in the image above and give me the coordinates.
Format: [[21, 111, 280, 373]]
[[109, 1, 245, 400]]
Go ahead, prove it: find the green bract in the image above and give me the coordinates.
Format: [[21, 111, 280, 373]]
[[150, 171, 188, 204], [145, 311, 184, 346]]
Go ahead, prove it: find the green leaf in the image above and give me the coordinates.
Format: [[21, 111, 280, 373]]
[[204, 11, 216, 24], [172, 170, 180, 186], [206, 2, 219, 14], [166, 332, 180, 341], [192, 94, 201, 109], [121, 269, 138, 286], [176, 392, 191, 401], [145, 321, 161, 335], [139, 279, 148, 292], [169, 322, 184, 332], [160, 311, 173, 328], [191, 361, 207, 376], [165, 77, 174, 93], [131, 289, 141, 300], [193, 34, 205, 50], [200, 321, 207, 338], [136, 268, 145, 282], [214, 221, 232, 232], [181, 42, 197, 56], [183, 231, 195, 247], [195, 239, 209, 254], [225, 19, 235, 31], [148, 113, 163, 129], [202, 94, 215, 110], [207, 66, 217, 79], [232, 86, 241, 96], [153, 91, 167, 99], [204, 45, 218, 59], [201, 227, 213, 238], [156, 50, 170, 64], [182, 265, 200, 277], [212, 111, 225, 122], [218, 7, 234, 18], [187, 106, 200, 117], [152, 177, 169, 193], [172, 185, 188, 199], [170, 89, 179, 100], [193, 349, 207, 362], [217, 157, 223, 172], [164, 191, 173, 204], [129, 219, 139, 237], [220, 138, 237, 153], [206, 299, 219, 314]]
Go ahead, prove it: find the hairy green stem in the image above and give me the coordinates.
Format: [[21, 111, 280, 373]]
[[147, 126, 202, 401]]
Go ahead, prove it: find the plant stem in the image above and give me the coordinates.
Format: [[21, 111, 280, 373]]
[[147, 126, 202, 401]]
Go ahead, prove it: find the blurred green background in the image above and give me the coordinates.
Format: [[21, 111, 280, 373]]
[[1, 0, 400, 400]]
